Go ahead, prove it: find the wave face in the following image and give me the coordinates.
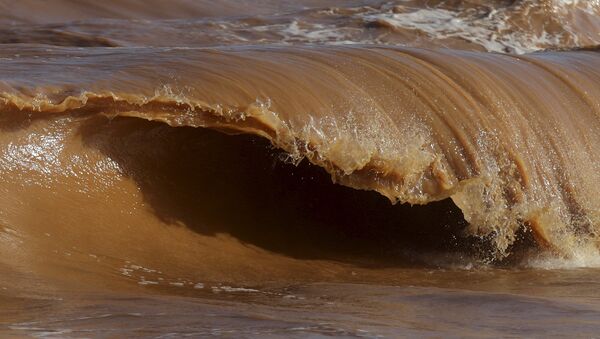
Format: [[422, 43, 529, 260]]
[[2, 2, 600, 334]]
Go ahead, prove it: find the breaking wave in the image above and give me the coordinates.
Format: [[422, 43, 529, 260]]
[[1, 1, 600, 303], [2, 44, 600, 263]]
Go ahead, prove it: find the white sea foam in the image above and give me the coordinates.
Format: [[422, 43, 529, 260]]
[[361, 5, 570, 54], [527, 245, 600, 269]]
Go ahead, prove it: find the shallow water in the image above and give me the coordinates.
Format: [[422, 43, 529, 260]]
[[5, 269, 600, 337], [1, 0, 600, 337]]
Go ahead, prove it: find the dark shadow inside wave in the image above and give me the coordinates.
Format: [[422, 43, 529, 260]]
[[80, 116, 532, 266]]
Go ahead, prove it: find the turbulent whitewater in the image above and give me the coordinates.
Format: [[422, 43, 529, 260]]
[[2, 0, 600, 337]]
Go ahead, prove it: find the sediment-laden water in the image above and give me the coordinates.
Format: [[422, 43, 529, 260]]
[[2, 0, 600, 337]]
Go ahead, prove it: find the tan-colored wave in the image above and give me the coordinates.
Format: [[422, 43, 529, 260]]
[[2, 45, 600, 259]]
